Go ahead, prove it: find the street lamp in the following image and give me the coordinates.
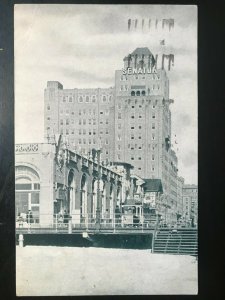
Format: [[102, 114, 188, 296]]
[[95, 141, 102, 229]]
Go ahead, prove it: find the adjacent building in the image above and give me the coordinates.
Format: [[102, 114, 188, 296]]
[[182, 184, 198, 227]]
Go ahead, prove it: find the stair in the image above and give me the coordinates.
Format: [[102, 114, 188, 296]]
[[153, 228, 198, 256]]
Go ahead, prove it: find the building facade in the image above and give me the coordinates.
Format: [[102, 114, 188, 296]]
[[15, 136, 124, 227], [44, 47, 179, 223], [182, 184, 198, 227]]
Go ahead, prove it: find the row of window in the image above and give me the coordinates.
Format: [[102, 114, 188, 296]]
[[117, 104, 156, 109], [120, 74, 160, 81], [78, 95, 112, 103], [78, 139, 109, 145], [118, 113, 156, 119], [79, 129, 109, 135], [117, 134, 156, 140], [78, 119, 109, 125]]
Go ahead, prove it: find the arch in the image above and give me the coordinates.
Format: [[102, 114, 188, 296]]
[[67, 169, 76, 215], [131, 91, 135, 96], [15, 164, 41, 224], [136, 91, 140, 96], [141, 90, 146, 96]]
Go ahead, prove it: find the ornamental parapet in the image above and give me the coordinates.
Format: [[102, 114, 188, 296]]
[[15, 143, 39, 153]]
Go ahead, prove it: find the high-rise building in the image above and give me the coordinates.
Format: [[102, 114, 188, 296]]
[[182, 184, 198, 226], [44, 47, 179, 221]]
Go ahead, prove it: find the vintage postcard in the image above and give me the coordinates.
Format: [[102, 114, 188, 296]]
[[15, 4, 197, 296]]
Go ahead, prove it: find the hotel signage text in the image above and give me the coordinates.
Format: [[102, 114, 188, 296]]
[[122, 67, 157, 75]]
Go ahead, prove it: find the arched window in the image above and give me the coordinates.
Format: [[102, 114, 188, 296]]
[[136, 91, 140, 96], [79, 96, 83, 103], [131, 91, 135, 96], [141, 90, 146, 96], [85, 96, 89, 102], [102, 95, 107, 102], [15, 165, 40, 224]]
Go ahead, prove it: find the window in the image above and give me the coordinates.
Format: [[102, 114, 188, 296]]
[[79, 110, 81, 116], [93, 129, 96, 135], [118, 123, 121, 129], [152, 113, 156, 119], [89, 119, 91, 125], [118, 113, 121, 119], [79, 96, 83, 103], [83, 119, 86, 125], [131, 136, 134, 140], [118, 134, 121, 141], [109, 95, 112, 102], [105, 139, 109, 145], [136, 91, 140, 96], [138, 146, 142, 150], [139, 126, 142, 129], [152, 105, 155, 109], [92, 95, 96, 102], [102, 95, 107, 102], [141, 90, 146, 96], [131, 126, 134, 129], [69, 97, 72, 102], [106, 129, 109, 134], [66, 110, 69, 115], [93, 119, 96, 125], [93, 139, 96, 144], [71, 112, 74, 115], [139, 105, 142, 108], [78, 139, 81, 144], [60, 120, 63, 125], [89, 139, 91, 144], [83, 129, 86, 134], [63, 97, 66, 102], [71, 130, 74, 134], [138, 167, 141, 170], [100, 111, 103, 115], [152, 123, 155, 129], [47, 105, 50, 110], [105, 109, 109, 115], [138, 157, 141, 160], [131, 157, 134, 160], [79, 129, 82, 135], [117, 154, 121, 160], [66, 119, 69, 125], [106, 119, 109, 124], [152, 155, 155, 161], [83, 139, 86, 144], [66, 129, 69, 135], [138, 136, 141, 139], [46, 127, 50, 130], [85, 96, 89, 103], [118, 104, 121, 109], [79, 119, 81, 125], [89, 131, 92, 135], [131, 115, 134, 119], [100, 121, 103, 124], [132, 106, 134, 108], [152, 166, 155, 171], [131, 91, 135, 96], [139, 115, 142, 119], [118, 145, 121, 150], [47, 117, 50, 120]]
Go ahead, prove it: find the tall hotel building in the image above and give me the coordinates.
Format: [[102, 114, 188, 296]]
[[44, 47, 178, 215]]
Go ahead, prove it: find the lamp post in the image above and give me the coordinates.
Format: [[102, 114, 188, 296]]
[[96, 147, 101, 229]]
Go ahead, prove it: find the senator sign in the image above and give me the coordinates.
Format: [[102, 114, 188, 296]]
[[122, 66, 157, 75]]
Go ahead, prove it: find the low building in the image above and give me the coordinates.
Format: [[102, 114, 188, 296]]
[[15, 135, 123, 227]]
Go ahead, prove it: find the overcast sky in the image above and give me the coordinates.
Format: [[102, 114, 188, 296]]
[[14, 4, 197, 184]]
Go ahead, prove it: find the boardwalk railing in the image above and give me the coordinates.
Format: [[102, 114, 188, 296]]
[[16, 212, 160, 233]]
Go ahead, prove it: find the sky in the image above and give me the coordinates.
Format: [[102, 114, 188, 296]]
[[14, 4, 197, 184]]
